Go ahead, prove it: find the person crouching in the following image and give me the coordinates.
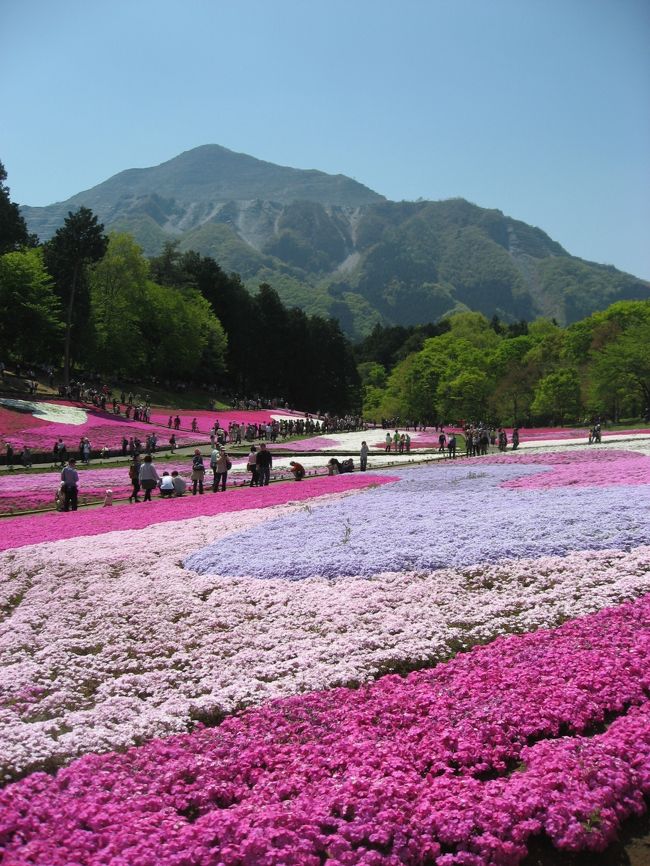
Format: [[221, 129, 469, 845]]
[[289, 460, 305, 481]]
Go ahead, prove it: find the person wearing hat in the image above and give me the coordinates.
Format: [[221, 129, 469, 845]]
[[61, 458, 79, 512], [359, 441, 369, 471]]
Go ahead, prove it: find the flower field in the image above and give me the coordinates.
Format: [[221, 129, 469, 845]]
[[0, 445, 649, 864], [0, 455, 406, 516], [0, 459, 260, 515], [0, 398, 305, 453]]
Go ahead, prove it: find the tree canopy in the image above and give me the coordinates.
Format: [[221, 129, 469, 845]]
[[359, 302, 650, 425], [44, 207, 109, 383], [0, 161, 38, 255]]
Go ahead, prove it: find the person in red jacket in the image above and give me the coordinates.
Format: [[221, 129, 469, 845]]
[[289, 460, 305, 481]]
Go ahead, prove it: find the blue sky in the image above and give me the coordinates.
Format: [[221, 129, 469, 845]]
[[2, 0, 649, 278]]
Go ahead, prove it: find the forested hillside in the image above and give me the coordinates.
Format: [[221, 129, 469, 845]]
[[357, 303, 650, 426], [1, 162, 359, 413], [4, 157, 649, 426], [20, 146, 650, 338]]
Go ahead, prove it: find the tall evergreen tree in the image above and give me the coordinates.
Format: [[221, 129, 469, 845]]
[[44, 207, 108, 384], [0, 160, 37, 254], [180, 251, 259, 393]]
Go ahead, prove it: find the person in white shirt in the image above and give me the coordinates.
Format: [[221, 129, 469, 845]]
[[159, 472, 175, 498], [210, 446, 220, 489]]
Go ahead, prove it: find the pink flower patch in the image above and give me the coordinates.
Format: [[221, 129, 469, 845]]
[[0, 473, 396, 552], [502, 455, 650, 490]]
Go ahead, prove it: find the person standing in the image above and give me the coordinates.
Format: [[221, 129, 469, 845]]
[[213, 449, 230, 491], [360, 441, 369, 471], [447, 434, 457, 459], [139, 454, 159, 502], [5, 442, 14, 470], [385, 432, 391, 452], [21, 446, 32, 468], [128, 456, 142, 503], [61, 458, 79, 511], [247, 445, 259, 486], [210, 443, 220, 489], [191, 449, 206, 495], [256, 442, 272, 486]]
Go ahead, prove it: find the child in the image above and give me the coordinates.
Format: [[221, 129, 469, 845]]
[[103, 489, 113, 506]]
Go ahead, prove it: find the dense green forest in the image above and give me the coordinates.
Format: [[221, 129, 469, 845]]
[[357, 305, 650, 425], [2, 161, 649, 423]]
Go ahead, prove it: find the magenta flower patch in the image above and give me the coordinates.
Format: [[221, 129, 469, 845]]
[[0, 473, 395, 552]]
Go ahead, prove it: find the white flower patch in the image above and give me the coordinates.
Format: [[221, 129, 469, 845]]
[[0, 398, 87, 426]]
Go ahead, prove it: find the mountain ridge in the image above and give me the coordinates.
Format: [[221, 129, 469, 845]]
[[20, 145, 650, 339]]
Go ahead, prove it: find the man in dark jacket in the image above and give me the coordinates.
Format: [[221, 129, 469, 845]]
[[256, 442, 273, 486], [61, 458, 79, 511]]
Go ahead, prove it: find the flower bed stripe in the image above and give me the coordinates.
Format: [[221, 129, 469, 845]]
[[0, 474, 394, 552], [0, 401, 309, 452], [1, 594, 648, 865], [186, 462, 650, 580], [501, 455, 650, 489]]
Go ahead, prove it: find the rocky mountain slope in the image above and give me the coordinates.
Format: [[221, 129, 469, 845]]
[[21, 145, 649, 339]]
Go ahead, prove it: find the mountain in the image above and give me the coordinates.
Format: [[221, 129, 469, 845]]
[[20, 144, 383, 240], [20, 145, 650, 339]]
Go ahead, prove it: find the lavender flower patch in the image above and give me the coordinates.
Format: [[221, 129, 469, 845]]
[[186, 462, 650, 580]]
